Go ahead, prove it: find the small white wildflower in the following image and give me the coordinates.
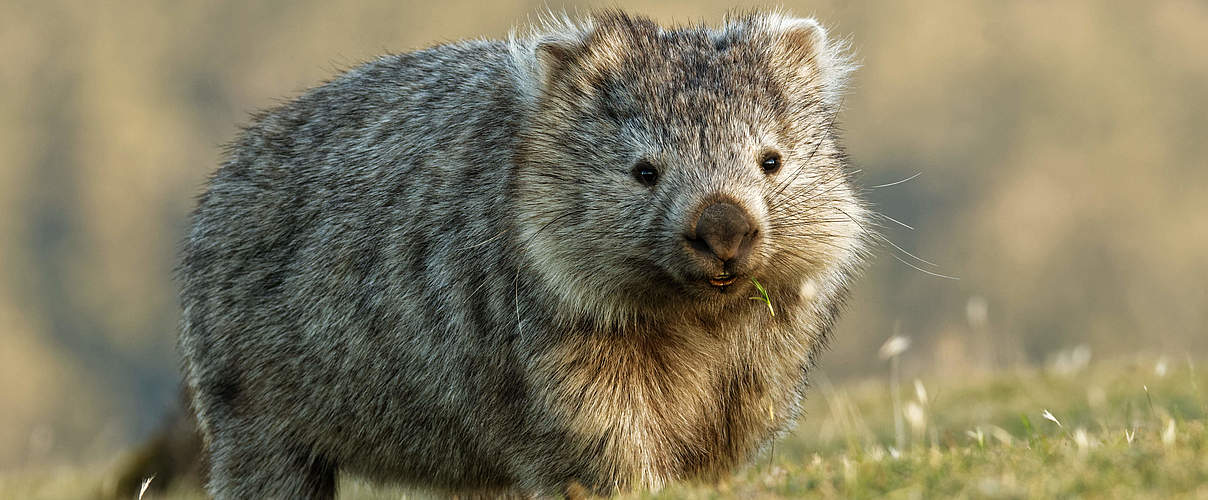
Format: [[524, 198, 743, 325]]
[[1155, 357, 1169, 377], [966, 427, 985, 447], [879, 335, 911, 360], [1041, 409, 1062, 427], [842, 456, 857, 486], [868, 445, 886, 461], [988, 425, 1014, 446], [888, 446, 901, 459], [799, 279, 818, 301], [1162, 419, 1177, 446], [1071, 345, 1091, 368], [138, 476, 155, 500], [1050, 345, 1092, 376], [965, 295, 988, 328], [1073, 428, 1090, 453], [913, 379, 928, 406], [904, 401, 926, 435]]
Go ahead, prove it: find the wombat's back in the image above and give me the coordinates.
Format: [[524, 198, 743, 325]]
[[179, 40, 547, 495]]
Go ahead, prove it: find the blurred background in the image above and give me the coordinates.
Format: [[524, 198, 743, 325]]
[[2, 0, 1205, 472]]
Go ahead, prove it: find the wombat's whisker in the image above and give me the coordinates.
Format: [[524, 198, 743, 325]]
[[867, 172, 922, 189], [771, 168, 852, 208], [871, 232, 942, 269], [871, 212, 914, 231], [888, 253, 959, 280], [767, 116, 839, 201], [833, 166, 954, 279], [769, 159, 844, 206], [774, 230, 858, 239], [772, 224, 856, 233], [773, 245, 858, 267]]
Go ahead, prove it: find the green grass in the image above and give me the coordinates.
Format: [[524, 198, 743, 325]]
[[748, 278, 775, 317], [640, 356, 1208, 499], [6, 357, 1206, 499]]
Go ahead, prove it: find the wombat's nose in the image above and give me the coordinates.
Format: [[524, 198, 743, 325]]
[[689, 202, 756, 263]]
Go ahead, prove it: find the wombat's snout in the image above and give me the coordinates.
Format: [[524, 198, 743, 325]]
[[686, 202, 759, 278]]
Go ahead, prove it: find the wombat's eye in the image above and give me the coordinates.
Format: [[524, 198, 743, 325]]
[[760, 151, 782, 175], [632, 161, 659, 187]]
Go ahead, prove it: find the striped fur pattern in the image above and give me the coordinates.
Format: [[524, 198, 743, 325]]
[[179, 10, 867, 498]]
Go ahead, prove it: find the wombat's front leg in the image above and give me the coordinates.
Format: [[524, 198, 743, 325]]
[[205, 420, 337, 500]]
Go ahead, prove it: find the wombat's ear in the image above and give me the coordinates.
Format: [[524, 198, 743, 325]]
[[534, 33, 587, 84], [511, 15, 596, 99], [760, 14, 855, 108]]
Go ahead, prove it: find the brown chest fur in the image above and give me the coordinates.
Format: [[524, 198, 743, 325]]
[[531, 313, 812, 489]]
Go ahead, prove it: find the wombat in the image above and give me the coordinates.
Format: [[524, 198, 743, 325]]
[[179, 10, 868, 499]]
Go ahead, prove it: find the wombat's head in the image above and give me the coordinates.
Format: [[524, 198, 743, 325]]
[[513, 11, 868, 325]]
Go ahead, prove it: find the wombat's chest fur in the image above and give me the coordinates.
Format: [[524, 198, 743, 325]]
[[179, 10, 867, 498]]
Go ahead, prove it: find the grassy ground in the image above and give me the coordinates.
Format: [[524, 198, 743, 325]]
[[5, 356, 1205, 499], [645, 356, 1208, 499]]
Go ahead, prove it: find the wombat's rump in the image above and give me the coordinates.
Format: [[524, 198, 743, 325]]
[[179, 11, 867, 499]]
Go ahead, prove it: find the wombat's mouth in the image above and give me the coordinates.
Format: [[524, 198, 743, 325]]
[[708, 272, 737, 287]]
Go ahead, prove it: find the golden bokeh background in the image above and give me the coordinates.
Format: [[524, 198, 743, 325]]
[[2, 0, 1205, 470]]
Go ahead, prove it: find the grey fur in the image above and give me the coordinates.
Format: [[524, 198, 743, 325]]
[[180, 11, 868, 499]]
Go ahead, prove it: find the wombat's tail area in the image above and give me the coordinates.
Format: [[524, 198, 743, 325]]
[[107, 390, 205, 498]]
